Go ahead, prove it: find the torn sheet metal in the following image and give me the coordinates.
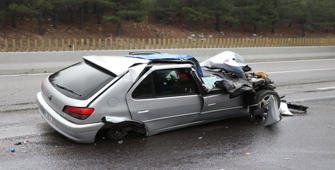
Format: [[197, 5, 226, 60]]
[[200, 51, 246, 78], [215, 79, 254, 98], [103, 116, 130, 123], [200, 51, 246, 67], [265, 96, 281, 126]]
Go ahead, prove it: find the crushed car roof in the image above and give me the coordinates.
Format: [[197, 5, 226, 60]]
[[125, 53, 194, 60], [126, 53, 204, 76], [83, 55, 150, 76], [84, 53, 204, 77]]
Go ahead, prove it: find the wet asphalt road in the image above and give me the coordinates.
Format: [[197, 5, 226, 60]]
[[1, 58, 335, 170]]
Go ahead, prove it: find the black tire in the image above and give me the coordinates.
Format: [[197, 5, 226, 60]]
[[108, 128, 127, 140], [253, 90, 280, 118], [255, 90, 280, 109]]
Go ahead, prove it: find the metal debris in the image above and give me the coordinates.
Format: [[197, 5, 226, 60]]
[[287, 103, 309, 112]]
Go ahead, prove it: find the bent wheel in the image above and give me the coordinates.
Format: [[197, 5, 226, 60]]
[[256, 90, 280, 108], [254, 90, 280, 118], [108, 128, 127, 140]]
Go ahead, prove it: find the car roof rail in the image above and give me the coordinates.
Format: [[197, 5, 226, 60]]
[[129, 51, 161, 55]]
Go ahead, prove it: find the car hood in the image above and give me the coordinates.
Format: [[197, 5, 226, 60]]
[[200, 51, 246, 68]]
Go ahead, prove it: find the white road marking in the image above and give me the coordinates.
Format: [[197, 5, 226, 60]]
[[250, 58, 335, 64], [267, 68, 335, 74], [317, 86, 335, 90], [0, 73, 52, 78]]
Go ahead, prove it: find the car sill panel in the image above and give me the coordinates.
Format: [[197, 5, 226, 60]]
[[201, 106, 244, 115]]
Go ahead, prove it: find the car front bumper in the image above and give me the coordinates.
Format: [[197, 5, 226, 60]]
[[36, 92, 104, 143]]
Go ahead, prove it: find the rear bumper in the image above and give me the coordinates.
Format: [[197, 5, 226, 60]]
[[36, 92, 104, 143]]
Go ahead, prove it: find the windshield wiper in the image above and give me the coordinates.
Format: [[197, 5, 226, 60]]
[[55, 84, 82, 96]]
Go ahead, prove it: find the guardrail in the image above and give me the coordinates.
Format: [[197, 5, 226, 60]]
[[1, 37, 335, 52]]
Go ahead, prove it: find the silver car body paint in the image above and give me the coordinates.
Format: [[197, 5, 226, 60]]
[[37, 55, 253, 143], [37, 92, 105, 143], [83, 55, 150, 76]]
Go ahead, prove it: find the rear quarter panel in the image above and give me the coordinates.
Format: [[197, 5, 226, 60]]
[[88, 72, 134, 123]]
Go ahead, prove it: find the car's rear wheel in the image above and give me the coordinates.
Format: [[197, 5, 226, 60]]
[[254, 90, 280, 118], [108, 128, 127, 140]]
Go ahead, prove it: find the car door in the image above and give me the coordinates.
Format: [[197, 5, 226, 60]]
[[126, 66, 202, 134], [194, 75, 248, 120], [200, 92, 247, 120]]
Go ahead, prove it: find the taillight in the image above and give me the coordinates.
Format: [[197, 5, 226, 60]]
[[63, 106, 94, 120]]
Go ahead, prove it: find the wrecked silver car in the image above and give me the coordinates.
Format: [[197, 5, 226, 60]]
[[37, 51, 281, 143]]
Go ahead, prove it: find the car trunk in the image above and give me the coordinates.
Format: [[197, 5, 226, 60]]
[[41, 60, 117, 124]]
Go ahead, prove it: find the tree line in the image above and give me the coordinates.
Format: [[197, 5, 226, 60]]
[[1, 0, 335, 37]]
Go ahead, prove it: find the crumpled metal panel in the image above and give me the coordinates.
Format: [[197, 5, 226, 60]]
[[265, 96, 281, 126]]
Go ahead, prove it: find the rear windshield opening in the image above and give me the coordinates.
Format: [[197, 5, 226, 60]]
[[49, 60, 116, 100]]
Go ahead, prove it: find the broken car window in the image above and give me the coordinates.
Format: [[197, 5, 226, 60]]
[[132, 68, 198, 99]]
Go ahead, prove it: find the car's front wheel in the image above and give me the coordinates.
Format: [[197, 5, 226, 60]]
[[256, 90, 280, 108], [253, 90, 280, 118]]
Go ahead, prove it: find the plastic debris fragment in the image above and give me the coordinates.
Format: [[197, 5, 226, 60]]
[[287, 103, 309, 112], [280, 101, 293, 116], [14, 142, 22, 145], [10, 148, 15, 152]]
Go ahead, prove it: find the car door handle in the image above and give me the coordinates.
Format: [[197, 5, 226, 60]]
[[208, 103, 216, 107], [138, 110, 149, 114]]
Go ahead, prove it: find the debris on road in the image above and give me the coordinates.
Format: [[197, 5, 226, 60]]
[[287, 103, 309, 112], [280, 101, 294, 116], [280, 99, 309, 116], [14, 142, 22, 145]]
